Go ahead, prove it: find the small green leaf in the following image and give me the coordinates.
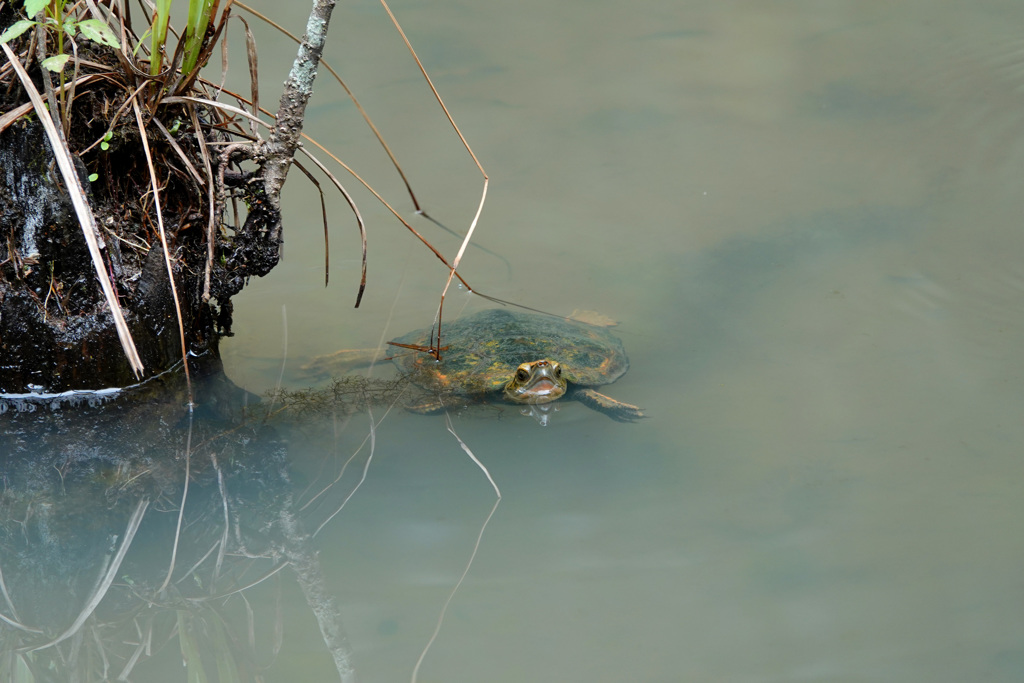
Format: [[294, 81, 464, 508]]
[[100, 141, 109, 151], [103, 131, 113, 141], [77, 19, 122, 49], [24, 0, 49, 18], [0, 19, 36, 44], [41, 53, 70, 73], [88, 173, 98, 182]]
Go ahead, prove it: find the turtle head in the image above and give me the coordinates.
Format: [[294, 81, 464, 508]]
[[504, 360, 568, 404]]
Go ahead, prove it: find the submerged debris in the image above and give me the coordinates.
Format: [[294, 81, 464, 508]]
[[261, 376, 411, 420]]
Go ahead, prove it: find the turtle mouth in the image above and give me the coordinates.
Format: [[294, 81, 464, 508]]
[[524, 377, 559, 396], [504, 360, 568, 404]]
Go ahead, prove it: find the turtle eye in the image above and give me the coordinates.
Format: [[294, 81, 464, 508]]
[[554, 365, 562, 378], [516, 367, 530, 382]]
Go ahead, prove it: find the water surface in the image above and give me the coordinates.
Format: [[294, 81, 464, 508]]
[[12, 1, 1024, 681], [219, 1, 1024, 681]]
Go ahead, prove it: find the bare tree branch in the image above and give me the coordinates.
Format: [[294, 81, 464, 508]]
[[261, 0, 337, 245]]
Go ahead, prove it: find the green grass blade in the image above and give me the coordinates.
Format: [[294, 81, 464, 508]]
[[150, 0, 172, 75]]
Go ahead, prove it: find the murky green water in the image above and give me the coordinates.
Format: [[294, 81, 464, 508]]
[[211, 2, 1024, 679], [4, 1, 1024, 681], [218, 1, 1024, 681]]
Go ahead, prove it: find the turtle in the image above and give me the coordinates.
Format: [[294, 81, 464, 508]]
[[305, 308, 643, 422]]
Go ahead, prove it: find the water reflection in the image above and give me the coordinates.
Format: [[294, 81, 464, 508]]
[[0, 371, 360, 681]]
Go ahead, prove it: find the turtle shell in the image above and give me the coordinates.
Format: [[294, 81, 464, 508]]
[[390, 308, 629, 398]]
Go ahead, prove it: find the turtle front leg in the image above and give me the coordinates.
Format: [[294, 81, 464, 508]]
[[402, 389, 467, 415], [572, 388, 644, 422], [404, 397, 448, 414]]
